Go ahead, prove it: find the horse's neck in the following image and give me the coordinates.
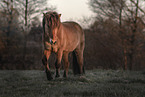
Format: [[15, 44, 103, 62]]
[[56, 24, 66, 44], [57, 23, 64, 37]]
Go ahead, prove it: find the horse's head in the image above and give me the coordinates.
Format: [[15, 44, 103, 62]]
[[43, 11, 61, 45]]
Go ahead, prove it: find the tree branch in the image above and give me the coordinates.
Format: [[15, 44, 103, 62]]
[[130, 0, 145, 15]]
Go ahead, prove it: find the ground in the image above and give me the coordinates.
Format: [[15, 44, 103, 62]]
[[0, 69, 145, 97]]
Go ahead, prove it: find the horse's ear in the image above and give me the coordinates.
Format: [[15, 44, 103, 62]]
[[59, 14, 61, 18]]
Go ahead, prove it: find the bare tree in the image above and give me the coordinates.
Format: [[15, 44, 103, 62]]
[[0, 0, 18, 46], [0, 0, 55, 66], [13, 0, 55, 64], [89, 0, 145, 70]]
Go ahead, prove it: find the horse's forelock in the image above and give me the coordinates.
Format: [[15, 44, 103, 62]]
[[44, 11, 60, 29]]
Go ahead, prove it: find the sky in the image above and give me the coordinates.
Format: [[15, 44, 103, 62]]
[[48, 0, 94, 23]]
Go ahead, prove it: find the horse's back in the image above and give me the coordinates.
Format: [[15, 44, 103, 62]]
[[62, 21, 84, 38], [61, 21, 85, 51], [62, 21, 83, 31]]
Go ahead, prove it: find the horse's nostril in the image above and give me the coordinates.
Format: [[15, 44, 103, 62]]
[[49, 39, 57, 45], [54, 41, 57, 44], [51, 41, 56, 45]]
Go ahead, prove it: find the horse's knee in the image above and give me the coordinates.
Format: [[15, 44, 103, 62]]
[[63, 63, 69, 78], [55, 61, 61, 69], [64, 62, 69, 68], [55, 61, 61, 78]]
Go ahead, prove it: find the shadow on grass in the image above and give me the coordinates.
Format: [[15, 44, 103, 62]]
[[109, 78, 145, 84]]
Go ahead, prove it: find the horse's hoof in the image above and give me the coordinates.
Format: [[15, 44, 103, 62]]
[[46, 70, 53, 80], [55, 74, 60, 78], [47, 76, 53, 80], [63, 73, 68, 78]]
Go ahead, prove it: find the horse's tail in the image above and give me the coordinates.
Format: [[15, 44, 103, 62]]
[[72, 51, 80, 75]]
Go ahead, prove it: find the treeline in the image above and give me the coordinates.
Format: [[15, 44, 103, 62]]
[[0, 0, 54, 69], [86, 0, 145, 70], [0, 0, 145, 70]]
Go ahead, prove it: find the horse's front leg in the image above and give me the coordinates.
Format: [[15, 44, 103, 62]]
[[42, 50, 53, 80], [55, 50, 63, 78]]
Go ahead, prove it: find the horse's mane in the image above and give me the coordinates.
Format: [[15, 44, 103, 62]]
[[43, 11, 60, 30]]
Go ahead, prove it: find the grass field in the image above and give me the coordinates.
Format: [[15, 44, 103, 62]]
[[0, 69, 145, 97]]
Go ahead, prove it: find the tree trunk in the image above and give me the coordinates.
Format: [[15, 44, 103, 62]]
[[128, 0, 139, 70], [119, 1, 128, 70], [23, 0, 28, 66], [6, 0, 13, 47]]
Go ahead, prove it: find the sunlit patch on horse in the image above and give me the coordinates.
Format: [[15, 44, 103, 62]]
[[42, 11, 85, 80]]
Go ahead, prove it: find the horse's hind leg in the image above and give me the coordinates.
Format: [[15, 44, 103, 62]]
[[75, 42, 85, 75], [63, 52, 69, 78], [75, 50, 84, 74], [42, 50, 53, 80]]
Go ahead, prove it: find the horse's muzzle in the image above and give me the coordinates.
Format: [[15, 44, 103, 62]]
[[50, 38, 57, 45]]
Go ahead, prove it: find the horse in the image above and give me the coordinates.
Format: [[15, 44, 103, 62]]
[[42, 11, 85, 80]]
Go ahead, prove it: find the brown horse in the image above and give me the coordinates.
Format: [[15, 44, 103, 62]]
[[42, 11, 85, 80]]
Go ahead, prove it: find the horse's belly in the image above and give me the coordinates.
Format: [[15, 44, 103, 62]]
[[64, 38, 80, 51], [64, 45, 77, 51]]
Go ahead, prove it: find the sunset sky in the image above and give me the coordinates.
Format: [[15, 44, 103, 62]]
[[48, 0, 94, 22]]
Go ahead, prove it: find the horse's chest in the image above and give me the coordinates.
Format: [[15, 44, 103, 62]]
[[51, 44, 58, 53]]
